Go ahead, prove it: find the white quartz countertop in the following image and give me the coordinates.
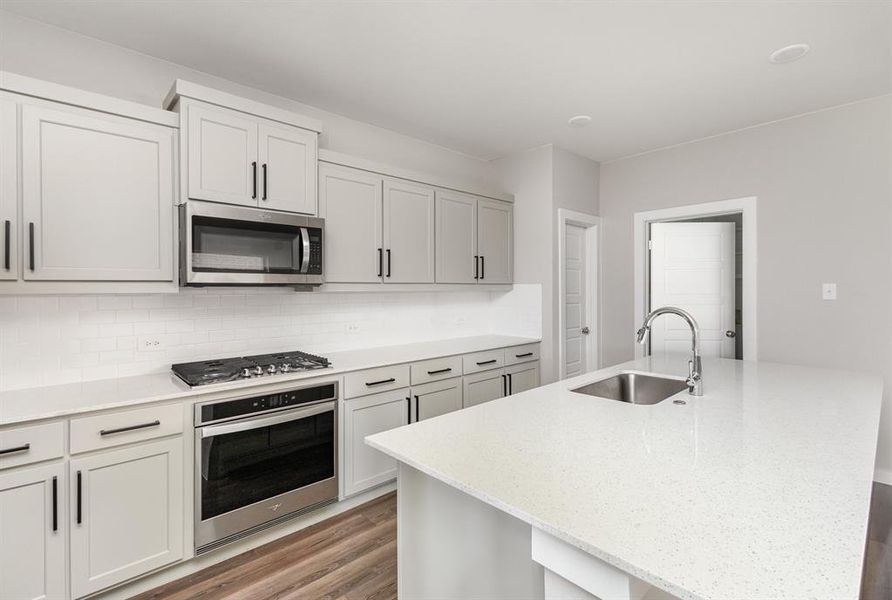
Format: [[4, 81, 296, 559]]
[[366, 355, 883, 600], [0, 334, 539, 426]]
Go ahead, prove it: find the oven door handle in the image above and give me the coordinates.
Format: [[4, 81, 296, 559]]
[[200, 401, 335, 438], [300, 227, 310, 274]]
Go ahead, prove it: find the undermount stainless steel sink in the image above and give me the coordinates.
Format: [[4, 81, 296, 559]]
[[570, 372, 688, 405]]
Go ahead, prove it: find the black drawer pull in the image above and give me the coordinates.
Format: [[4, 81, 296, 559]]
[[476, 359, 497, 366], [426, 368, 453, 375], [76, 471, 82, 525], [100, 420, 161, 436], [365, 378, 396, 387], [515, 352, 534, 358], [0, 443, 30, 456], [52, 476, 58, 532], [414, 395, 420, 421], [406, 397, 411, 423], [28, 222, 34, 271]]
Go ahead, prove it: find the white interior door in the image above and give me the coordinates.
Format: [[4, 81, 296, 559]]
[[563, 223, 587, 377], [649, 222, 736, 358]]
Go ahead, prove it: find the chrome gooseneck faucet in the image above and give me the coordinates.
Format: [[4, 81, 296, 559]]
[[636, 306, 703, 396]]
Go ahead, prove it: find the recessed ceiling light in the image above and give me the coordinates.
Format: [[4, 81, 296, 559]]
[[768, 43, 810, 64], [567, 115, 592, 128]]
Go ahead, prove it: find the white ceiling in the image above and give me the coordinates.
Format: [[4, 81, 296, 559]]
[[2, 1, 890, 162]]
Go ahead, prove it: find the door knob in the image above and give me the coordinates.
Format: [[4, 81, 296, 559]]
[[581, 326, 591, 335], [725, 330, 736, 338]]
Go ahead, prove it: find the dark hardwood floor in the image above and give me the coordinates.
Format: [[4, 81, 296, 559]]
[[136, 484, 892, 600]]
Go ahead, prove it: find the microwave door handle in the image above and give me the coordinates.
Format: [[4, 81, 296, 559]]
[[300, 227, 310, 274], [200, 401, 335, 438]]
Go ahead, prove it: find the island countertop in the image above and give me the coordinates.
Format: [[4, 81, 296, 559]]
[[366, 355, 883, 600]]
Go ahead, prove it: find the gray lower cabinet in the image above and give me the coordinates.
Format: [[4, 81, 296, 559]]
[[463, 360, 541, 408], [0, 463, 66, 600], [343, 388, 410, 497], [506, 362, 540, 395], [410, 377, 463, 422], [69, 438, 183, 598]]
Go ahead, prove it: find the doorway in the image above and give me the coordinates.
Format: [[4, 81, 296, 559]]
[[633, 197, 757, 361], [557, 209, 600, 379]]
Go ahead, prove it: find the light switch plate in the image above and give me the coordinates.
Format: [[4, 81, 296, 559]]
[[822, 283, 837, 301]]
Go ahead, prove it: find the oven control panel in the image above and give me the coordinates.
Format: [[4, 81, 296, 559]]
[[197, 382, 337, 425]]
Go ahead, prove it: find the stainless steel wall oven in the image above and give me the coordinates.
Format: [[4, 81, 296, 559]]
[[193, 380, 338, 553]]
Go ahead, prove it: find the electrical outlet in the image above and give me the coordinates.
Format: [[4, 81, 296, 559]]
[[138, 336, 166, 351], [346, 323, 361, 334], [822, 283, 837, 301]]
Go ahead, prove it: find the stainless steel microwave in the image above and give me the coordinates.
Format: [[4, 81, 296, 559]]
[[179, 201, 323, 287]]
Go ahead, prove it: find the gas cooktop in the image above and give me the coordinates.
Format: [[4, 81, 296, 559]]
[[172, 350, 331, 387]]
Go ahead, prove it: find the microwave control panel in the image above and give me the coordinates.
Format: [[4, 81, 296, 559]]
[[306, 229, 323, 274]]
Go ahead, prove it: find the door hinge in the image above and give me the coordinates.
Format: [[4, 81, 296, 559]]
[[647, 240, 654, 251]]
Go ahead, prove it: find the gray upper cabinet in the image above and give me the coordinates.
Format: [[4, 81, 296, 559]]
[[319, 163, 383, 283], [186, 102, 258, 207], [0, 97, 17, 281], [258, 121, 317, 215], [20, 102, 175, 282], [183, 99, 318, 214], [477, 198, 513, 284], [383, 178, 435, 283], [435, 190, 477, 283]]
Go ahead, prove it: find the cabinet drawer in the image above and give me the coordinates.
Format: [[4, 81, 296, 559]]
[[70, 403, 183, 455], [0, 421, 64, 470], [505, 343, 540, 366], [462, 349, 505, 375], [410, 355, 463, 385], [344, 364, 410, 399]]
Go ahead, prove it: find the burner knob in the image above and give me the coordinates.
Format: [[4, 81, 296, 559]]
[[241, 368, 252, 378], [267, 364, 277, 374], [253, 366, 264, 376], [281, 364, 291, 373]]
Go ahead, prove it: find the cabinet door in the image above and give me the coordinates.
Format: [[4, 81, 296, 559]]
[[186, 101, 259, 206], [0, 97, 17, 281], [319, 163, 383, 283], [412, 377, 462, 422], [21, 103, 174, 281], [258, 121, 317, 215], [383, 178, 435, 283], [70, 437, 183, 598], [477, 198, 513, 284], [0, 464, 65, 600], [435, 190, 477, 283], [506, 361, 540, 395], [343, 388, 409, 496], [462, 369, 505, 408]]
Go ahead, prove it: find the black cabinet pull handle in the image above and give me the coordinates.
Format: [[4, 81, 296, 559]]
[[476, 359, 497, 366], [262, 163, 268, 200], [100, 420, 161, 436], [426, 368, 452, 375], [3, 220, 9, 271], [414, 395, 420, 422], [473, 255, 478, 280], [480, 255, 485, 280], [28, 222, 34, 271], [0, 443, 30, 456], [386, 249, 391, 278], [76, 470, 82, 525], [501, 374, 507, 396], [406, 397, 411, 423], [52, 476, 58, 532], [251, 162, 257, 199], [508, 373, 513, 395], [377, 248, 383, 277], [365, 377, 396, 387], [515, 352, 533, 358]]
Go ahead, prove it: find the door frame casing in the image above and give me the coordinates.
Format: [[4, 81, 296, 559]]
[[633, 196, 757, 360], [557, 209, 600, 379]]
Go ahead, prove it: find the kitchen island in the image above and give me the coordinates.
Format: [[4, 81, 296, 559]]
[[366, 355, 883, 600]]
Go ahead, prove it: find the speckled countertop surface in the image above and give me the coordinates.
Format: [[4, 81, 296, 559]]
[[0, 335, 539, 425], [367, 355, 883, 600]]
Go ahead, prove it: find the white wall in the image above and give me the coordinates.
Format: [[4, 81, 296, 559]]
[[494, 145, 600, 384], [598, 95, 892, 480], [0, 286, 540, 391], [0, 11, 497, 188]]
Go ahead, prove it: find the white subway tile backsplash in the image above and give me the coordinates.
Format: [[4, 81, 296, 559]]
[[0, 285, 541, 391]]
